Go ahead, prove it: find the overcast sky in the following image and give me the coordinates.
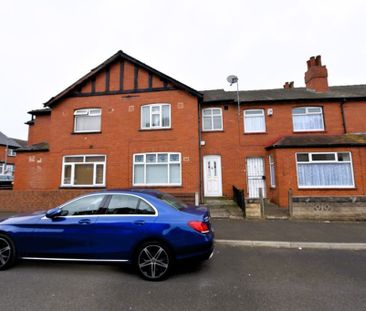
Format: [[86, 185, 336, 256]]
[[1, 0, 365, 140]]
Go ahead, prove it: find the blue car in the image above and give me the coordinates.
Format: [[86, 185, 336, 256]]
[[0, 190, 214, 280]]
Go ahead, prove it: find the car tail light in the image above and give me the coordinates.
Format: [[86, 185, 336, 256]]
[[188, 221, 210, 234]]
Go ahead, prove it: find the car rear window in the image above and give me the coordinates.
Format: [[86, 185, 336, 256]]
[[159, 193, 187, 211]]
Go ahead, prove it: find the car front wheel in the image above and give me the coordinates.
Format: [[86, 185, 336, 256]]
[[136, 242, 172, 281], [0, 234, 16, 270]]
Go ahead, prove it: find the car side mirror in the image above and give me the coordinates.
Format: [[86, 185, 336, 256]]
[[46, 207, 63, 219]]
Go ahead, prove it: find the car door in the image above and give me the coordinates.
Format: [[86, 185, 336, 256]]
[[93, 194, 158, 260], [29, 194, 107, 259]]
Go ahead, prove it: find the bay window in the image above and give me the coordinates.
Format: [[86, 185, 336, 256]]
[[292, 107, 324, 132], [62, 155, 106, 187], [296, 152, 354, 188], [133, 152, 181, 186], [141, 104, 171, 129]]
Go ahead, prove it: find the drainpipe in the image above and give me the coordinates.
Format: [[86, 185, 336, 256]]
[[340, 98, 347, 134], [198, 99, 204, 204]]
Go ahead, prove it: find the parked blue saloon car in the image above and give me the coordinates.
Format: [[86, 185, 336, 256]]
[[0, 190, 214, 280]]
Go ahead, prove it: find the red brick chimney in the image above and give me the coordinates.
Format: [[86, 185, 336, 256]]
[[304, 55, 329, 92]]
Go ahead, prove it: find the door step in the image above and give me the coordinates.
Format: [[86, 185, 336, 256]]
[[203, 197, 244, 219]]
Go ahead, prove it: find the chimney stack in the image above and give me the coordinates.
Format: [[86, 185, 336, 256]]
[[283, 81, 294, 89], [304, 55, 329, 92]]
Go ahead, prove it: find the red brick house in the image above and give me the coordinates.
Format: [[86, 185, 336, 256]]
[[14, 52, 366, 210]]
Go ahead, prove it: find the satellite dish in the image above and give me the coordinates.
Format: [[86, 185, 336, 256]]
[[227, 75, 238, 85]]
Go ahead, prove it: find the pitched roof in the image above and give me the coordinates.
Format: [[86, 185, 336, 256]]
[[16, 142, 49, 153], [0, 131, 23, 148], [266, 134, 366, 150], [44, 50, 202, 107], [10, 138, 27, 148], [202, 85, 366, 103]]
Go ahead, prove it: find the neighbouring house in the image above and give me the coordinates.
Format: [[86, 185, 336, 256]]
[[0, 131, 27, 188], [12, 52, 366, 214]]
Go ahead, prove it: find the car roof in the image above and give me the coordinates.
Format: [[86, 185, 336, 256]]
[[95, 188, 164, 198]]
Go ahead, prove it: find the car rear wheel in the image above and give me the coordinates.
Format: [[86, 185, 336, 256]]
[[136, 242, 172, 281], [0, 234, 16, 271]]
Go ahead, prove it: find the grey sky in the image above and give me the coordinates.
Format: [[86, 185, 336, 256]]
[[1, 0, 365, 139]]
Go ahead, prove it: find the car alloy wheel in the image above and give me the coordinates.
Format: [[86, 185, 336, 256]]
[[0, 236, 13, 270], [137, 243, 171, 281]]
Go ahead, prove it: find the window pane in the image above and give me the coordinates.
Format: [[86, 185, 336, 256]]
[[89, 109, 101, 115], [338, 153, 350, 162], [95, 164, 104, 184], [107, 195, 139, 214], [297, 163, 353, 187], [158, 153, 168, 162], [203, 109, 211, 116], [134, 155, 144, 163], [152, 106, 160, 113], [203, 116, 212, 130], [142, 106, 150, 128], [62, 195, 104, 216], [75, 115, 101, 132], [63, 165, 72, 184], [212, 108, 221, 115], [162, 105, 170, 127], [213, 116, 222, 129], [245, 115, 265, 132], [245, 109, 263, 115], [169, 164, 181, 184], [85, 156, 105, 162], [146, 154, 156, 163], [311, 154, 335, 161], [297, 154, 309, 162], [308, 107, 322, 113], [74, 164, 94, 185], [137, 200, 155, 215], [293, 108, 306, 114], [65, 156, 84, 163], [134, 165, 144, 184], [152, 114, 160, 127], [146, 164, 168, 184], [170, 154, 180, 162], [293, 109, 324, 131]]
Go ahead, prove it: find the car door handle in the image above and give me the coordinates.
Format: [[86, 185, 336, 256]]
[[78, 219, 91, 225], [134, 220, 145, 226]]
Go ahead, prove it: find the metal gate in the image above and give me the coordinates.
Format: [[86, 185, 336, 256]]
[[246, 157, 266, 198]]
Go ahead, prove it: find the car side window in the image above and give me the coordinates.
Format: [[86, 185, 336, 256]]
[[62, 195, 105, 216], [107, 195, 140, 214], [137, 200, 156, 215]]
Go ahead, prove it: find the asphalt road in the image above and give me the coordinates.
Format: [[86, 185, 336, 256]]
[[1, 245, 366, 311]]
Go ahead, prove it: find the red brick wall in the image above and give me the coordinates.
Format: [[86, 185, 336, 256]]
[[344, 101, 366, 133], [201, 101, 366, 205], [0, 146, 16, 165], [28, 115, 51, 145]]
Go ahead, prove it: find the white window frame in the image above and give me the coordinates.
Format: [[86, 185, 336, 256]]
[[269, 155, 276, 188], [244, 109, 266, 133], [295, 152, 355, 189], [140, 104, 171, 130], [133, 152, 182, 186], [202, 108, 223, 131], [7, 149, 16, 157], [73, 108, 102, 133], [292, 106, 324, 132], [0, 163, 14, 176], [61, 154, 106, 187]]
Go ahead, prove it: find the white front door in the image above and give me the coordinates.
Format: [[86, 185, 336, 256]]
[[203, 155, 222, 197], [247, 157, 266, 198]]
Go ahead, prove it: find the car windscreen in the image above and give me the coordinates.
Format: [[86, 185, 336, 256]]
[[158, 193, 188, 211]]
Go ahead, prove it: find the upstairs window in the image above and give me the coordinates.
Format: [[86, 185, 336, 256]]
[[62, 155, 106, 187], [292, 107, 324, 132], [141, 104, 171, 129], [244, 109, 266, 133], [202, 108, 223, 131], [296, 152, 354, 188], [7, 149, 16, 157], [74, 108, 101, 133]]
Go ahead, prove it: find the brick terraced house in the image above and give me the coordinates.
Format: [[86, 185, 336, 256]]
[[13, 52, 366, 214]]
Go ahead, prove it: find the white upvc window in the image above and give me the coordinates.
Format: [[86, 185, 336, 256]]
[[7, 149, 16, 157], [296, 152, 354, 188], [133, 152, 181, 186], [244, 109, 266, 133], [202, 108, 223, 131], [74, 108, 102, 133], [0, 163, 14, 176], [141, 104, 171, 129], [269, 155, 276, 188], [292, 107, 324, 132], [62, 155, 106, 187]]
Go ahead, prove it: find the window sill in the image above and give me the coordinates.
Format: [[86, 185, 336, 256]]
[[293, 130, 326, 134], [202, 129, 224, 133], [132, 185, 182, 188], [71, 131, 102, 135], [59, 186, 106, 189], [243, 132, 267, 135], [297, 186, 356, 190], [139, 128, 172, 132]]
